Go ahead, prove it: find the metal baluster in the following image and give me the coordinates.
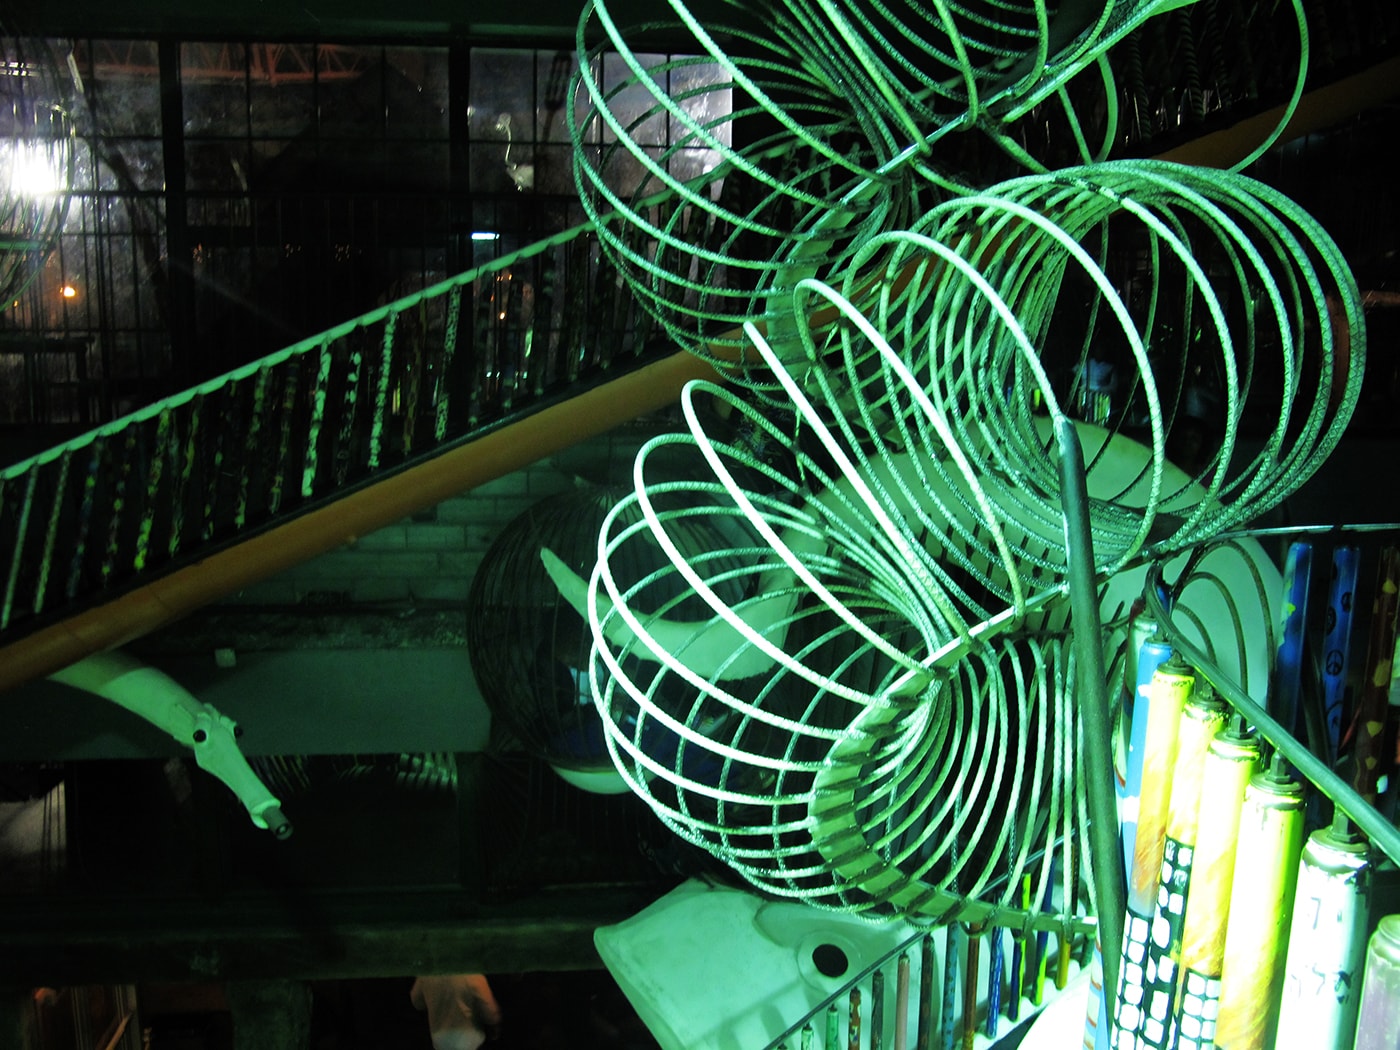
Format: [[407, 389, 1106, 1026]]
[[986, 926, 1003, 1040], [303, 339, 334, 499], [872, 969, 885, 1050], [589, 233, 617, 373], [962, 925, 982, 1050], [566, 240, 590, 382], [32, 449, 72, 617], [940, 927, 958, 1050], [101, 427, 140, 586], [530, 248, 556, 397], [269, 361, 301, 516], [203, 379, 237, 541], [169, 395, 201, 557], [134, 408, 173, 573], [334, 340, 363, 487], [480, 276, 501, 421], [503, 268, 523, 410], [67, 438, 104, 599], [434, 286, 463, 443], [368, 312, 398, 470], [401, 304, 424, 454], [1, 468, 38, 631], [236, 367, 272, 531], [895, 952, 911, 1050]]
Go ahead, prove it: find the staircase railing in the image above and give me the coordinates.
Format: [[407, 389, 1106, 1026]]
[[0, 216, 663, 651]]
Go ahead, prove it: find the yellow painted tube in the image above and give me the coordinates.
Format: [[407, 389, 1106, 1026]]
[[1174, 727, 1260, 1050], [1138, 690, 1227, 1049], [1115, 657, 1195, 1043], [1214, 764, 1305, 1050], [1164, 691, 1229, 846]]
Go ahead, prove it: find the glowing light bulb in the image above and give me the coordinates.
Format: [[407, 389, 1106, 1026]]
[[5, 142, 65, 196]]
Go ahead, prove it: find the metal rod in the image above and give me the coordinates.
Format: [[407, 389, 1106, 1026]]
[[1053, 413, 1126, 1007]]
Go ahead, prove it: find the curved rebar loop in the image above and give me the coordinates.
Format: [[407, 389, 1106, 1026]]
[[566, 0, 1188, 392], [811, 160, 1364, 566], [585, 435, 1092, 930]]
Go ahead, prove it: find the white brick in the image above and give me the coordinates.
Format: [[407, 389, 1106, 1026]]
[[433, 497, 478, 523], [437, 552, 484, 577], [351, 524, 408, 551], [404, 522, 468, 550], [289, 551, 441, 579], [466, 473, 531, 498]]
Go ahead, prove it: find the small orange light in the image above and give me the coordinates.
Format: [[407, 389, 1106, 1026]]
[[60, 284, 77, 299]]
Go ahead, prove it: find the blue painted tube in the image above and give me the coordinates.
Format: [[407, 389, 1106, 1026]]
[[1272, 541, 1314, 738], [986, 926, 1003, 1039], [1321, 545, 1360, 763], [1123, 635, 1174, 881]]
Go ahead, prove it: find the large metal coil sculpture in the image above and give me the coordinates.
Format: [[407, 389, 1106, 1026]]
[[550, 0, 1363, 932], [567, 0, 1295, 390]]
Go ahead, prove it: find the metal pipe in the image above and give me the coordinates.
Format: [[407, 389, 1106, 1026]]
[[1053, 413, 1126, 1006]]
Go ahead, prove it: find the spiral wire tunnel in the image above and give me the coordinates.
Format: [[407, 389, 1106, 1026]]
[[558, 0, 1365, 937]]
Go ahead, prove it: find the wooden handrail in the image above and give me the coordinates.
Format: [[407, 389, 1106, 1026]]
[[0, 350, 721, 695], [1154, 55, 1400, 169]]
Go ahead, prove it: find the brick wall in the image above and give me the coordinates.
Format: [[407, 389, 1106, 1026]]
[[218, 426, 657, 610]]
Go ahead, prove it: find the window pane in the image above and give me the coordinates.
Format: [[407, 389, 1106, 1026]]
[[80, 40, 162, 138], [470, 49, 535, 141], [385, 46, 449, 140], [600, 52, 667, 147], [317, 44, 381, 138], [181, 42, 249, 136], [246, 45, 317, 138], [668, 58, 732, 151]]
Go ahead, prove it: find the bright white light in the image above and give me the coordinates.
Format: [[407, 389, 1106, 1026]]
[[471, 231, 500, 241], [4, 142, 66, 196]]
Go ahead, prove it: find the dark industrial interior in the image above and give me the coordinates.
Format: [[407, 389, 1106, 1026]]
[[1, 0, 1398, 1046]]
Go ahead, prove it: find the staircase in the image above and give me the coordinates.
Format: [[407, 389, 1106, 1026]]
[[0, 219, 719, 693]]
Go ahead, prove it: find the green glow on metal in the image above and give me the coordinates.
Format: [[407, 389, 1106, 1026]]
[[553, 0, 1359, 933]]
